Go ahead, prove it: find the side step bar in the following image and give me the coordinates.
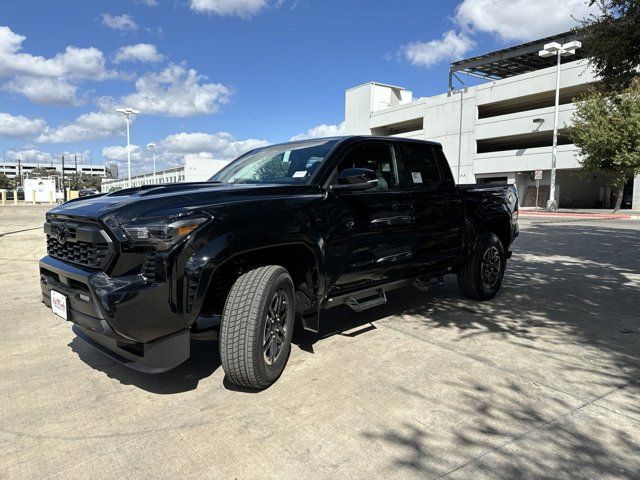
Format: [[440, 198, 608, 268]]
[[324, 277, 410, 312], [345, 289, 387, 313], [324, 274, 448, 313]]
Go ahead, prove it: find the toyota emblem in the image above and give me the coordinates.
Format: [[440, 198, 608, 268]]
[[54, 224, 68, 245]]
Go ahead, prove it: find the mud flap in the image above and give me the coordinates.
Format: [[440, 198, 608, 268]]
[[300, 310, 320, 333]]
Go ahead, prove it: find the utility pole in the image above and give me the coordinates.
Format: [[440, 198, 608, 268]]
[[74, 154, 78, 190], [17, 158, 21, 187], [116, 108, 140, 188], [147, 143, 157, 184], [61, 154, 66, 202], [538, 40, 582, 212]]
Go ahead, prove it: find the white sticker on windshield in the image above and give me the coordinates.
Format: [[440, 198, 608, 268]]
[[292, 171, 307, 178], [411, 172, 423, 183]]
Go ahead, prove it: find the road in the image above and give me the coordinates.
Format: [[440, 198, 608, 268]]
[[1, 206, 639, 479]]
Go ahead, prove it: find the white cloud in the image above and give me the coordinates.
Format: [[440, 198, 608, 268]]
[[0, 112, 47, 137], [102, 13, 138, 31], [119, 64, 231, 116], [57, 46, 109, 80], [5, 76, 79, 105], [190, 0, 268, 18], [0, 26, 108, 80], [37, 111, 125, 143], [101, 131, 268, 174], [397, 0, 598, 69], [159, 131, 268, 158], [138, 0, 158, 5], [102, 144, 143, 162], [400, 30, 474, 68], [455, 0, 597, 41], [290, 121, 345, 141], [0, 26, 64, 77], [4, 148, 91, 164], [0, 26, 110, 104], [114, 43, 164, 64], [4, 148, 55, 164]]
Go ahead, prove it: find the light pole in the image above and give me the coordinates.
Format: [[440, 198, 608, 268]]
[[146, 142, 156, 184], [539, 40, 581, 211], [116, 107, 140, 188]]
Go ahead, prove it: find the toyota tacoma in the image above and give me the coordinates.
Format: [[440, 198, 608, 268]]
[[40, 136, 518, 389]]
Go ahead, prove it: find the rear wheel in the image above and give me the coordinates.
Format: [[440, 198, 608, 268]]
[[457, 233, 506, 300], [220, 265, 295, 389]]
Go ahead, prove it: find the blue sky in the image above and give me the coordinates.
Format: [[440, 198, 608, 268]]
[[0, 0, 594, 174]]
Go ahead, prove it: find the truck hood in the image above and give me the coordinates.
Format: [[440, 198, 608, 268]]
[[47, 182, 324, 220]]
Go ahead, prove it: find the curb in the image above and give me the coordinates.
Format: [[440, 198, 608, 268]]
[[519, 211, 633, 220]]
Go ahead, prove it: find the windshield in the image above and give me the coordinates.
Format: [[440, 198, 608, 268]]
[[209, 139, 339, 184]]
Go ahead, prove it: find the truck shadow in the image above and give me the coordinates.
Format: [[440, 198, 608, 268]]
[[69, 337, 221, 394]]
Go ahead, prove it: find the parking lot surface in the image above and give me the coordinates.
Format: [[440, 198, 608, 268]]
[[1, 206, 639, 479]]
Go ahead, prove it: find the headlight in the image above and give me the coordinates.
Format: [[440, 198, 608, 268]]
[[122, 216, 208, 251]]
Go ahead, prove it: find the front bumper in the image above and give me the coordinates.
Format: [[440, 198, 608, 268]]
[[40, 255, 190, 373]]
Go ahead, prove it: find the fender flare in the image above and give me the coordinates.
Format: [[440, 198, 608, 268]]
[[184, 234, 326, 321]]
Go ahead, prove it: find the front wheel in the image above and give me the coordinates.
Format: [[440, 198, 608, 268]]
[[457, 233, 506, 300], [220, 265, 295, 389]]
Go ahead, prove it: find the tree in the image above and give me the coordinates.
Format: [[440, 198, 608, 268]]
[[580, 1, 640, 90], [569, 81, 640, 211], [27, 166, 55, 178], [0, 173, 14, 189], [68, 172, 102, 190]]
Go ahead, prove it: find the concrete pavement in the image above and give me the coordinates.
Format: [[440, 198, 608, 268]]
[[1, 205, 639, 479]]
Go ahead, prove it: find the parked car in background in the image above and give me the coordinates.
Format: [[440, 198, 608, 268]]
[[78, 188, 99, 197], [40, 136, 518, 389], [4, 188, 25, 201]]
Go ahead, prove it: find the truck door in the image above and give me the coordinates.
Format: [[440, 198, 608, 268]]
[[325, 141, 415, 292], [396, 142, 463, 274]]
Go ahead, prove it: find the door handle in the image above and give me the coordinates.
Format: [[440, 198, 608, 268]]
[[392, 203, 413, 210]]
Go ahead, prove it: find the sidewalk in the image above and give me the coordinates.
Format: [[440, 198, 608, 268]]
[[519, 207, 639, 220]]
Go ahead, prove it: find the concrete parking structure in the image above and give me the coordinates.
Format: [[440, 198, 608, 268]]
[[344, 31, 640, 210], [1, 206, 639, 479]]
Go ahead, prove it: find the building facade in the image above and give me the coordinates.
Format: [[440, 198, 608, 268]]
[[344, 33, 639, 210], [0, 161, 105, 181], [101, 156, 229, 192]]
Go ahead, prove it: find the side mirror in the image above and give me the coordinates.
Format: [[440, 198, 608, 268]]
[[331, 168, 378, 192]]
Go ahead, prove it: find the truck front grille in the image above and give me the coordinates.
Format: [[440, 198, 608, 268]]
[[45, 220, 113, 269]]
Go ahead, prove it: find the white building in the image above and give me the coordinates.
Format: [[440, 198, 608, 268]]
[[101, 156, 229, 192], [0, 161, 105, 180], [344, 31, 639, 210]]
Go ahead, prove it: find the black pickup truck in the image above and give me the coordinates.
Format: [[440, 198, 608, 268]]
[[40, 136, 518, 388]]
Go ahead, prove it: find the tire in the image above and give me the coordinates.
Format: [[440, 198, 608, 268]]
[[220, 265, 295, 389], [457, 233, 506, 301]]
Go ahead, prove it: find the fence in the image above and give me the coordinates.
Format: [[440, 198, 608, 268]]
[[1, 189, 80, 206]]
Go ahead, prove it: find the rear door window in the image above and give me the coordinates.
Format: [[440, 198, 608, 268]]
[[396, 143, 441, 189]]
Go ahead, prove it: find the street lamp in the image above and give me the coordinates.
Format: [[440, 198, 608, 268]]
[[146, 142, 156, 184], [116, 107, 140, 188], [539, 40, 581, 212]]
